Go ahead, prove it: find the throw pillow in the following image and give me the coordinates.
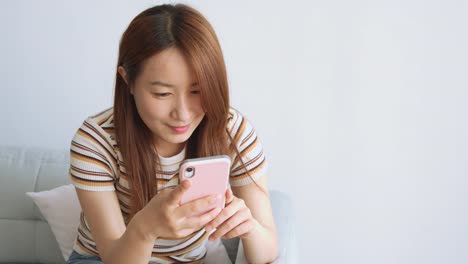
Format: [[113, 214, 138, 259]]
[[26, 184, 80, 260]]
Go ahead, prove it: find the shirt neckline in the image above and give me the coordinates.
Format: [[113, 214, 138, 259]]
[[158, 147, 186, 166]]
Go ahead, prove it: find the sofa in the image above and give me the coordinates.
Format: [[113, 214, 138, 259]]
[[0, 145, 297, 264]]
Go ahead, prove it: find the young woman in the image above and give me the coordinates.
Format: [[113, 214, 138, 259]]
[[67, 4, 278, 264]]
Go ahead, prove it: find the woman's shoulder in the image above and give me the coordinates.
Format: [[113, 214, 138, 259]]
[[80, 107, 115, 132], [70, 107, 119, 191], [227, 107, 246, 130], [86, 107, 114, 129], [72, 107, 117, 151], [226, 107, 256, 144], [226, 107, 268, 187], [226, 107, 241, 135]]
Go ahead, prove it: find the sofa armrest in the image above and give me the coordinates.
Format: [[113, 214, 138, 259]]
[[270, 190, 298, 263]]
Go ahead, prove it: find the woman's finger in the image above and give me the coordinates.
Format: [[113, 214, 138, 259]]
[[225, 188, 234, 205], [176, 193, 221, 218], [168, 179, 191, 207], [220, 219, 254, 240], [208, 207, 250, 240], [205, 198, 243, 233], [181, 206, 222, 230]]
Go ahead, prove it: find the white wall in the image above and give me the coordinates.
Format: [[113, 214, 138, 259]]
[[2, 0, 468, 263]]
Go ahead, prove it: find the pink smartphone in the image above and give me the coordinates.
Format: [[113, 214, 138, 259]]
[[179, 155, 231, 215]]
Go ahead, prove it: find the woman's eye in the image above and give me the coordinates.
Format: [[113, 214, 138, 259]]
[[153, 93, 171, 97], [191, 90, 201, 95]]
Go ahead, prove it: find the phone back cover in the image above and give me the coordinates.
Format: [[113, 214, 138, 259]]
[[179, 157, 231, 213]]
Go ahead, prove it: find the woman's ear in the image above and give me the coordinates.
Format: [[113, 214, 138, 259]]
[[117, 66, 134, 95], [117, 66, 128, 84]]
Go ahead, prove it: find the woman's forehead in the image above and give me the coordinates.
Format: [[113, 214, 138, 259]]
[[139, 48, 197, 87]]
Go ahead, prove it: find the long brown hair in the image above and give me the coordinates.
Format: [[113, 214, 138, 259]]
[[114, 4, 233, 218]]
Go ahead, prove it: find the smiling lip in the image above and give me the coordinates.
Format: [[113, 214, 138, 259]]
[[169, 124, 190, 134]]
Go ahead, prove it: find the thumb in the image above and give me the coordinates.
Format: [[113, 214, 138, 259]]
[[225, 187, 234, 204], [168, 179, 191, 206]]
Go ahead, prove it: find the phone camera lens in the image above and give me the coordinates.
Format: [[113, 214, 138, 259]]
[[185, 167, 195, 178]]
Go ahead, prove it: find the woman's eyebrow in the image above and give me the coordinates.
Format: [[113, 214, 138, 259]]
[[150, 80, 175, 88], [149, 80, 199, 87]]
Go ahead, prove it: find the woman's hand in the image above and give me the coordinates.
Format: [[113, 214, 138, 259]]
[[205, 188, 258, 241], [139, 179, 223, 240]]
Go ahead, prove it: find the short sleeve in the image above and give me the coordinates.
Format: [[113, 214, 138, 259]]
[[227, 109, 268, 187], [69, 118, 117, 191]]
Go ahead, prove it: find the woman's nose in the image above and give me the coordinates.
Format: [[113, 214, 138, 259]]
[[172, 96, 190, 121]]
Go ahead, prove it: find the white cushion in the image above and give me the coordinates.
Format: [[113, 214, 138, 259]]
[[26, 184, 80, 260]]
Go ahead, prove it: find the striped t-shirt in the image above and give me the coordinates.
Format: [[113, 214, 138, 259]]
[[68, 107, 267, 263]]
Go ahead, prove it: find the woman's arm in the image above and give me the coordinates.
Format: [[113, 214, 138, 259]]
[[232, 175, 279, 263], [76, 180, 222, 264], [206, 174, 279, 263], [75, 189, 155, 264]]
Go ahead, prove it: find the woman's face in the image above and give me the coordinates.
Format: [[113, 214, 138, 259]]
[[120, 48, 205, 157]]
